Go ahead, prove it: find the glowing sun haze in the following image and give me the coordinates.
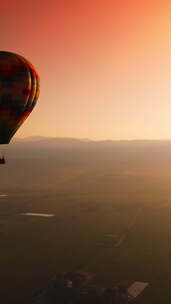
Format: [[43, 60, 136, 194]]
[[1, 0, 171, 140]]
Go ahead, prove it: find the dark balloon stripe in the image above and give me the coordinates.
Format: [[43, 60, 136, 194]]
[[0, 51, 39, 144]]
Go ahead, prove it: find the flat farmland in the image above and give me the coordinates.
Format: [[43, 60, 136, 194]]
[[1, 139, 171, 303]]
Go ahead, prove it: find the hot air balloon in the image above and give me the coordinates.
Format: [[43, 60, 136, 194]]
[[0, 51, 40, 163]]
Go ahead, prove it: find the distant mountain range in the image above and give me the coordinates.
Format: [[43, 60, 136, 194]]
[[14, 136, 92, 143], [12, 136, 171, 148], [1, 136, 171, 191]]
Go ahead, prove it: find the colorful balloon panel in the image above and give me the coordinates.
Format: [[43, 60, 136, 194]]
[[0, 51, 39, 144]]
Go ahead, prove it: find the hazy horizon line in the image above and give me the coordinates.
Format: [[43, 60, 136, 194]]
[[14, 136, 171, 142]]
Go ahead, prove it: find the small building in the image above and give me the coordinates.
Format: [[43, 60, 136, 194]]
[[127, 281, 149, 298]]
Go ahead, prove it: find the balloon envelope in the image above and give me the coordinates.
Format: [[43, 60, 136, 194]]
[[0, 51, 39, 144]]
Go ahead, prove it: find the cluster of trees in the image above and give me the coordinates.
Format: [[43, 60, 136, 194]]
[[31, 271, 135, 304], [43, 272, 134, 304]]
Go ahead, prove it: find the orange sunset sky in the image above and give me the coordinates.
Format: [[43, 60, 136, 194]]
[[1, 0, 171, 140]]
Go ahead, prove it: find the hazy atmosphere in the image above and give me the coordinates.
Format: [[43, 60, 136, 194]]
[[1, 1, 171, 304], [2, 0, 171, 140]]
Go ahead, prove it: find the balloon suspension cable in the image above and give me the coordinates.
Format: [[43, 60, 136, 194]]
[[0, 144, 7, 160]]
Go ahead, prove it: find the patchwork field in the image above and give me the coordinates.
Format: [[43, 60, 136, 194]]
[[1, 139, 171, 303]]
